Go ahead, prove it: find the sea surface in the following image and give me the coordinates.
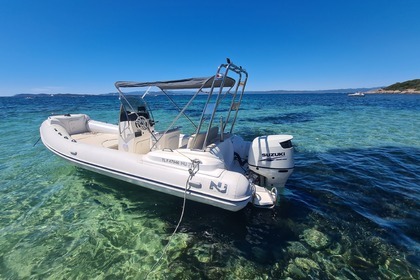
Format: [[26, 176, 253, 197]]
[[0, 93, 419, 279]]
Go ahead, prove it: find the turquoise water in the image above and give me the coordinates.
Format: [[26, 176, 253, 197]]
[[0, 93, 419, 279]]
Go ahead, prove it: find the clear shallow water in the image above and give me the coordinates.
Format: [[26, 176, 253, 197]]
[[0, 93, 419, 279]]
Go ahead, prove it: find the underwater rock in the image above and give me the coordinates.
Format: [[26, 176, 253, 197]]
[[286, 241, 310, 257], [187, 242, 230, 265], [285, 262, 306, 279], [251, 246, 270, 263], [301, 228, 330, 250], [164, 232, 190, 261], [284, 257, 321, 279], [191, 244, 213, 263], [340, 267, 363, 280], [205, 267, 225, 279], [348, 255, 375, 270], [326, 242, 342, 255], [294, 257, 320, 271], [165, 261, 198, 279], [319, 257, 340, 278]]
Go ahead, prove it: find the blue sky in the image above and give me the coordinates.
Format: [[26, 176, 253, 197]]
[[1, 0, 419, 96]]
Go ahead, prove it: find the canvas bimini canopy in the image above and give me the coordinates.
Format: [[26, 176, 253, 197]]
[[115, 76, 236, 91], [114, 59, 248, 151]]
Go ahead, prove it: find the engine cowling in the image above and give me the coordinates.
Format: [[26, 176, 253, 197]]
[[248, 135, 294, 188]]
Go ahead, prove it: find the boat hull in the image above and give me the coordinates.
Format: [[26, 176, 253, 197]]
[[40, 116, 252, 211]]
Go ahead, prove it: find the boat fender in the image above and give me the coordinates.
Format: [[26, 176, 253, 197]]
[[188, 181, 202, 188]]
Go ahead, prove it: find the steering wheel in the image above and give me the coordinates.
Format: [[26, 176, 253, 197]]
[[134, 115, 149, 130]]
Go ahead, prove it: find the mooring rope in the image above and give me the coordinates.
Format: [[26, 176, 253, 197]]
[[145, 158, 200, 279], [33, 137, 41, 147]]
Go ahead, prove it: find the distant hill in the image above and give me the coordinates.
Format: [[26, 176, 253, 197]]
[[250, 87, 379, 94], [13, 88, 377, 98], [13, 93, 75, 98], [13, 93, 117, 98], [383, 79, 420, 91]]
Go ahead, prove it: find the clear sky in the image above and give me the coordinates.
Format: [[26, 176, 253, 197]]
[[1, 0, 419, 96]]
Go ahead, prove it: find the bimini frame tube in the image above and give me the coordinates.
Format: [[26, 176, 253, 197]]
[[198, 60, 248, 149], [113, 60, 247, 151]]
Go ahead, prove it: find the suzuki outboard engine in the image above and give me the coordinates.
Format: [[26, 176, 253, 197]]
[[248, 135, 294, 188]]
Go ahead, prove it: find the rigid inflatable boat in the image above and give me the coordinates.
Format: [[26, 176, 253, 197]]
[[40, 60, 294, 211]]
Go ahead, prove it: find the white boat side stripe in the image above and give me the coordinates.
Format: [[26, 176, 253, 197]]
[[44, 144, 250, 205]]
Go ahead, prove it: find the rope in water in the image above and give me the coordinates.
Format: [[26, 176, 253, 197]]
[[144, 158, 200, 279]]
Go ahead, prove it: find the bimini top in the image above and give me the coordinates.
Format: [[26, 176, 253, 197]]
[[115, 75, 236, 91]]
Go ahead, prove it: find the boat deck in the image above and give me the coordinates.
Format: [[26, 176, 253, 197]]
[[72, 132, 118, 150]]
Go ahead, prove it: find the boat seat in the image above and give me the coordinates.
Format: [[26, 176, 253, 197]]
[[72, 132, 118, 149], [153, 128, 181, 150], [187, 126, 219, 150]]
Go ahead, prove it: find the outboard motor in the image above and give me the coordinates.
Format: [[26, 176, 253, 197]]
[[248, 135, 294, 188]]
